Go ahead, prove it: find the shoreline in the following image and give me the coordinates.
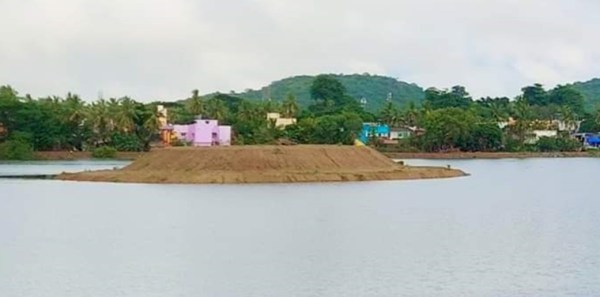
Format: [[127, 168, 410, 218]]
[[31, 150, 600, 162], [383, 151, 599, 159], [34, 151, 142, 161]]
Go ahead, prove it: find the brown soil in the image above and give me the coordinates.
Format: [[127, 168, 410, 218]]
[[384, 151, 599, 159], [35, 151, 142, 161], [57, 145, 466, 184]]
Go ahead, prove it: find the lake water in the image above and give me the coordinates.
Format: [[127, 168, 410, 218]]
[[1, 159, 599, 297]]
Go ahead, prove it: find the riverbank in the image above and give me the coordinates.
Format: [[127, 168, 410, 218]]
[[383, 151, 600, 159], [57, 146, 466, 184], [34, 151, 142, 161]]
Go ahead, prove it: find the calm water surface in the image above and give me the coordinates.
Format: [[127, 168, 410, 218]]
[[1, 159, 599, 297], [0, 160, 130, 176]]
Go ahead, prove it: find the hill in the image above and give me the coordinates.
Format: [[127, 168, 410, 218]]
[[57, 146, 465, 184], [570, 78, 600, 111], [234, 74, 425, 112]]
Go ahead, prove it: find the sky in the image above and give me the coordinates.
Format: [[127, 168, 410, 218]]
[[0, 0, 599, 101]]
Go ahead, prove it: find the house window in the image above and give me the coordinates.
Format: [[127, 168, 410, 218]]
[[205, 121, 210, 124]]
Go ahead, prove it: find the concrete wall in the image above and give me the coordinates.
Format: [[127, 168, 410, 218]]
[[218, 126, 231, 146]]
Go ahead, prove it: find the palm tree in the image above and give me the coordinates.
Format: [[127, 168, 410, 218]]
[[204, 98, 228, 121], [281, 93, 299, 118], [512, 97, 532, 146], [64, 93, 86, 124], [401, 102, 420, 127], [489, 101, 508, 122], [88, 99, 112, 145], [238, 101, 262, 122], [115, 97, 138, 132], [379, 101, 399, 127], [559, 105, 577, 133], [187, 89, 204, 117], [143, 106, 162, 132]]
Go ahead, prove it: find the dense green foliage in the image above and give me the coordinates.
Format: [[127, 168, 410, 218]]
[[232, 74, 425, 112], [571, 78, 600, 111], [0, 86, 160, 157], [91, 146, 117, 159], [2, 75, 600, 158], [0, 139, 34, 160], [536, 136, 582, 152]]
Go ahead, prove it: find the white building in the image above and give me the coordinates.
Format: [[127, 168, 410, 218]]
[[267, 113, 297, 128]]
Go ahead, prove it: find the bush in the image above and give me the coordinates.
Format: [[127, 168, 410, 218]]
[[111, 133, 144, 152], [0, 140, 34, 160], [536, 137, 582, 152], [170, 138, 189, 147], [92, 146, 117, 159]]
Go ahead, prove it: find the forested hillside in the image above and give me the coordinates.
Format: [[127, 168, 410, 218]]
[[571, 78, 600, 111], [234, 74, 425, 112]]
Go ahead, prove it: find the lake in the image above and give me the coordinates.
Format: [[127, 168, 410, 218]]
[[1, 159, 599, 297]]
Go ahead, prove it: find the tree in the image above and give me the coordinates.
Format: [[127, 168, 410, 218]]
[[419, 108, 477, 152], [88, 99, 113, 146], [204, 98, 228, 122], [115, 97, 138, 132], [548, 85, 585, 115], [310, 75, 346, 105], [522, 84, 548, 106], [463, 123, 503, 152], [281, 93, 299, 117], [401, 102, 420, 127], [559, 105, 578, 133], [187, 89, 204, 117], [379, 101, 399, 127], [424, 86, 472, 109], [511, 97, 533, 147]]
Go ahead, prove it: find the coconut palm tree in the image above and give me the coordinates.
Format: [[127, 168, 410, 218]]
[[559, 105, 577, 133], [187, 89, 204, 117], [489, 101, 508, 122], [512, 97, 532, 146], [88, 99, 112, 145], [204, 98, 228, 121], [402, 102, 420, 127], [115, 97, 138, 132], [379, 101, 399, 127], [281, 93, 299, 118]]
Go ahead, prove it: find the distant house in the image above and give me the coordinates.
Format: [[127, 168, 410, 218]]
[[266, 113, 296, 128], [390, 127, 411, 140], [389, 126, 424, 140], [172, 118, 231, 146], [554, 120, 581, 133], [360, 123, 390, 143]]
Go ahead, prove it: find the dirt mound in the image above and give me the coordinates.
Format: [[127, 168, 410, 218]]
[[58, 145, 466, 184]]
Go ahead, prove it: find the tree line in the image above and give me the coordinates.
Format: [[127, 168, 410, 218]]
[[1, 75, 600, 159]]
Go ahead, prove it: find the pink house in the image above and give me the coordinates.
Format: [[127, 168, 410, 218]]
[[173, 118, 231, 146]]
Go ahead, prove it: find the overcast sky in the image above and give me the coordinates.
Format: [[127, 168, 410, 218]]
[[1, 0, 598, 101]]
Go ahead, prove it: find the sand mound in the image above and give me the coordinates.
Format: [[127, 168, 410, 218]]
[[58, 145, 466, 184]]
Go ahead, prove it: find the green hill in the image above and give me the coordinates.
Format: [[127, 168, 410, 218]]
[[571, 78, 600, 111], [233, 74, 425, 112]]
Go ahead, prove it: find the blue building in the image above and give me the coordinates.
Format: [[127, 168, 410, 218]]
[[360, 123, 390, 143], [574, 133, 600, 148]]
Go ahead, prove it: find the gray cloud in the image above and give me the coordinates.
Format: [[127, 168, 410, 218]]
[[1, 0, 598, 101]]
